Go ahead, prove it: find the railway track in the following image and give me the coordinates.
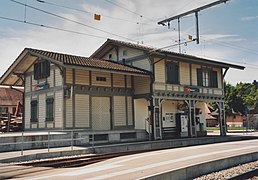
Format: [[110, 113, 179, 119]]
[[18, 149, 154, 168], [0, 149, 156, 179]]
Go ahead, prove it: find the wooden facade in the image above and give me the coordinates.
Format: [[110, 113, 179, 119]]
[[0, 39, 244, 141], [91, 39, 244, 139]]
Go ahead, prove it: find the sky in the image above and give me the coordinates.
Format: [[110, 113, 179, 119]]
[[0, 0, 257, 85]]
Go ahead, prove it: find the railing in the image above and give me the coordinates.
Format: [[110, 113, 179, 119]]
[[0, 129, 95, 156]]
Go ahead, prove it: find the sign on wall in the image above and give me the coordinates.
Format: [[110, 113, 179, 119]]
[[34, 84, 49, 91], [184, 86, 200, 93]]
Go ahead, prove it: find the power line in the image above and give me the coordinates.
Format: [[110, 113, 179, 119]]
[[168, 0, 199, 19], [200, 35, 258, 56], [9, 0, 136, 42], [0, 16, 107, 39], [104, 0, 154, 22], [35, 0, 156, 27]]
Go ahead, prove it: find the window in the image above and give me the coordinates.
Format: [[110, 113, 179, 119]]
[[108, 54, 112, 60], [46, 98, 54, 121], [34, 60, 50, 80], [202, 70, 209, 87], [96, 77, 106, 81], [197, 68, 218, 88], [31, 100, 38, 122], [122, 50, 127, 56], [166, 62, 179, 84]]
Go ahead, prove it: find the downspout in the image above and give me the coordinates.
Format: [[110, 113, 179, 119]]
[[150, 67, 155, 140]]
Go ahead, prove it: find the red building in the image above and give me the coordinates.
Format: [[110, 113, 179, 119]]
[[0, 87, 23, 116]]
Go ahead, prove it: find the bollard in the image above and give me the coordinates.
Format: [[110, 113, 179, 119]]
[[71, 130, 73, 150], [91, 133, 94, 148], [21, 132, 24, 156], [48, 131, 50, 152]]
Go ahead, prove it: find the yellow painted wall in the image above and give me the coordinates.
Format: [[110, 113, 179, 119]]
[[113, 74, 125, 87], [92, 71, 111, 87], [55, 90, 63, 128], [75, 69, 89, 85], [134, 99, 148, 130], [154, 59, 165, 83], [179, 62, 190, 85], [66, 68, 73, 84], [75, 94, 90, 127], [134, 76, 150, 94], [113, 96, 127, 126]]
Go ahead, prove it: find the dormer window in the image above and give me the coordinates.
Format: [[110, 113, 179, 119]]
[[34, 60, 50, 80], [108, 54, 112, 60]]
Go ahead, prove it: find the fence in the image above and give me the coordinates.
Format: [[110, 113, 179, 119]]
[[0, 130, 95, 155]]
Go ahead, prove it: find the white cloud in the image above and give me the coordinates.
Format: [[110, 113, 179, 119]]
[[241, 16, 258, 21]]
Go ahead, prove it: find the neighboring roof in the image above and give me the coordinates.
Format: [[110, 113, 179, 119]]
[[0, 48, 150, 87], [91, 39, 245, 70], [0, 87, 23, 106]]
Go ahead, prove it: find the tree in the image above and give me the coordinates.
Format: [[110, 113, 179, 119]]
[[224, 81, 258, 115], [224, 82, 245, 115]]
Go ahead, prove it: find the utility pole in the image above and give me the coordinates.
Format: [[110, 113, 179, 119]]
[[158, 0, 230, 52]]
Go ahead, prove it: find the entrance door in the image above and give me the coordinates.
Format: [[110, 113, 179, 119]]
[[92, 97, 111, 130]]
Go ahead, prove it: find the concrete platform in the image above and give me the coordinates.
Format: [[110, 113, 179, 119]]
[[0, 131, 258, 164], [4, 138, 258, 180]]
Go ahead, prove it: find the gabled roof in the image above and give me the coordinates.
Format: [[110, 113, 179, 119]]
[[26, 48, 149, 74], [91, 39, 245, 70], [0, 87, 23, 106], [0, 48, 150, 87]]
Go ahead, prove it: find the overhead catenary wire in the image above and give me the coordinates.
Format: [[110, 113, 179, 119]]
[[35, 0, 156, 27], [105, 0, 144, 19], [200, 35, 258, 56], [0, 16, 107, 39], [9, 0, 136, 42]]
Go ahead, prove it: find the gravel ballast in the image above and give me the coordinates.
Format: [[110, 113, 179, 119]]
[[195, 160, 258, 180]]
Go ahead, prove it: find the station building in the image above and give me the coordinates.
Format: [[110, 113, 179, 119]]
[[0, 39, 244, 141]]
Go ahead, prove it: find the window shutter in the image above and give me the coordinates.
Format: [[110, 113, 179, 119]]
[[175, 64, 179, 84], [197, 69, 203, 86], [46, 61, 50, 77], [166, 63, 173, 83], [34, 63, 39, 80], [31, 101, 38, 122], [210, 71, 218, 88], [46, 98, 54, 121], [166, 62, 179, 84]]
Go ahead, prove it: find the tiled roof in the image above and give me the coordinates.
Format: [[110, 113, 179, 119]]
[[26, 48, 149, 75], [0, 88, 23, 106], [91, 39, 245, 70]]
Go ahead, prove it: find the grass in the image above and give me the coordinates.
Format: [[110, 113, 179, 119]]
[[207, 127, 249, 131]]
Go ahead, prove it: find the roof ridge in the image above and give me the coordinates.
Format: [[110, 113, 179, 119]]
[[25, 48, 89, 59]]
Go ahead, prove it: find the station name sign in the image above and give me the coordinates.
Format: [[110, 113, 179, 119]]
[[34, 84, 49, 91], [184, 86, 199, 93]]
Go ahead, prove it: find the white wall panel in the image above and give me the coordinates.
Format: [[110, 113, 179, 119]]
[[75, 94, 90, 128]]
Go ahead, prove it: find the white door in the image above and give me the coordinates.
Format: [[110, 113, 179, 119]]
[[92, 97, 111, 130]]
